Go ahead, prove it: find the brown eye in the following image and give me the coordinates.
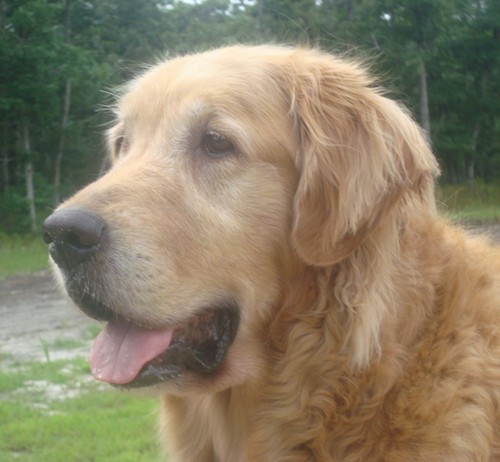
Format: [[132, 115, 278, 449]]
[[202, 131, 234, 157]]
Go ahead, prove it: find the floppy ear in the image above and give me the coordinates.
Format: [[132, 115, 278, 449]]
[[289, 51, 439, 266]]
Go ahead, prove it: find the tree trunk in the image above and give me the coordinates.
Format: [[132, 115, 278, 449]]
[[25, 161, 36, 233], [1, 125, 9, 193], [53, 0, 72, 205], [53, 78, 72, 205], [256, 0, 264, 31], [467, 73, 488, 183], [465, 157, 475, 182], [346, 0, 355, 21], [21, 121, 37, 233], [448, 163, 458, 185], [418, 58, 431, 145], [466, 122, 481, 182]]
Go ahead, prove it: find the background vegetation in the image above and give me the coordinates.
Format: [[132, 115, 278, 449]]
[[1, 0, 499, 235]]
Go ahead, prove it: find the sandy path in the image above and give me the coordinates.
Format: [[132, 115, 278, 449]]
[[0, 270, 98, 362]]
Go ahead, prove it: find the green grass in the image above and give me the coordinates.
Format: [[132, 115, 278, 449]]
[[0, 357, 160, 462], [0, 234, 49, 278], [437, 181, 500, 223]]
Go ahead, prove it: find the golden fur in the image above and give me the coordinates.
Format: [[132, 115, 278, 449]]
[[56, 45, 500, 461]]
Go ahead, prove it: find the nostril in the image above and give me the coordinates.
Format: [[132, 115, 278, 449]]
[[42, 207, 106, 270], [66, 228, 100, 249], [42, 231, 53, 245], [66, 230, 85, 248]]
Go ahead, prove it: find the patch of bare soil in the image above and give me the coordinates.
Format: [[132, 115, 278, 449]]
[[0, 225, 499, 364], [0, 270, 98, 362]]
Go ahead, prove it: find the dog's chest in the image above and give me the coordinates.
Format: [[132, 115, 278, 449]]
[[161, 392, 249, 462], [205, 394, 248, 462]]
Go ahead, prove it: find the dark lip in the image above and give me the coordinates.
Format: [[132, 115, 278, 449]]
[[117, 304, 239, 389], [66, 278, 240, 388], [65, 272, 117, 322], [69, 289, 117, 322]]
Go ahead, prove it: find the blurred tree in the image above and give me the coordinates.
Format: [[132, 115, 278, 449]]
[[0, 0, 498, 233], [431, 0, 500, 182], [0, 0, 64, 231]]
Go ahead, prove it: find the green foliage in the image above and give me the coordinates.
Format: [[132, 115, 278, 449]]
[[1, 0, 499, 234], [0, 189, 32, 233], [437, 181, 500, 223], [0, 233, 49, 278]]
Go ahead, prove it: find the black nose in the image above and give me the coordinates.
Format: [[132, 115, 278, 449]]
[[42, 207, 105, 270]]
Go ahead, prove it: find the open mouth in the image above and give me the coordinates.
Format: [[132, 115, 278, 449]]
[[79, 297, 239, 388]]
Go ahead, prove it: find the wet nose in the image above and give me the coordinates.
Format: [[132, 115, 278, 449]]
[[42, 207, 105, 270]]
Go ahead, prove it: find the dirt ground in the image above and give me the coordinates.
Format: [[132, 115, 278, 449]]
[[0, 270, 98, 362], [1, 224, 499, 363]]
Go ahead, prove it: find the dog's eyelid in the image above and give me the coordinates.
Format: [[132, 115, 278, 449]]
[[114, 133, 129, 155], [201, 130, 236, 159], [114, 135, 123, 154]]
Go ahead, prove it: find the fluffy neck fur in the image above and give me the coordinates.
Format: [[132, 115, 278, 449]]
[[161, 198, 447, 462]]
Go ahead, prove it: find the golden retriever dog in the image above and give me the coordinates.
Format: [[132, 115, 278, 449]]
[[43, 45, 500, 461]]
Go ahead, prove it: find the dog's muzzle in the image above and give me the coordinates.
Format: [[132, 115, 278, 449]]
[[42, 207, 240, 388]]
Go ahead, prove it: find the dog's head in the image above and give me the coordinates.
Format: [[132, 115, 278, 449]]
[[43, 46, 438, 393]]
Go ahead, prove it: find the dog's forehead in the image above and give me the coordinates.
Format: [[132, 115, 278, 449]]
[[118, 47, 290, 120]]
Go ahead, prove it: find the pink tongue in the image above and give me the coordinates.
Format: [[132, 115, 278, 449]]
[[90, 319, 173, 385]]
